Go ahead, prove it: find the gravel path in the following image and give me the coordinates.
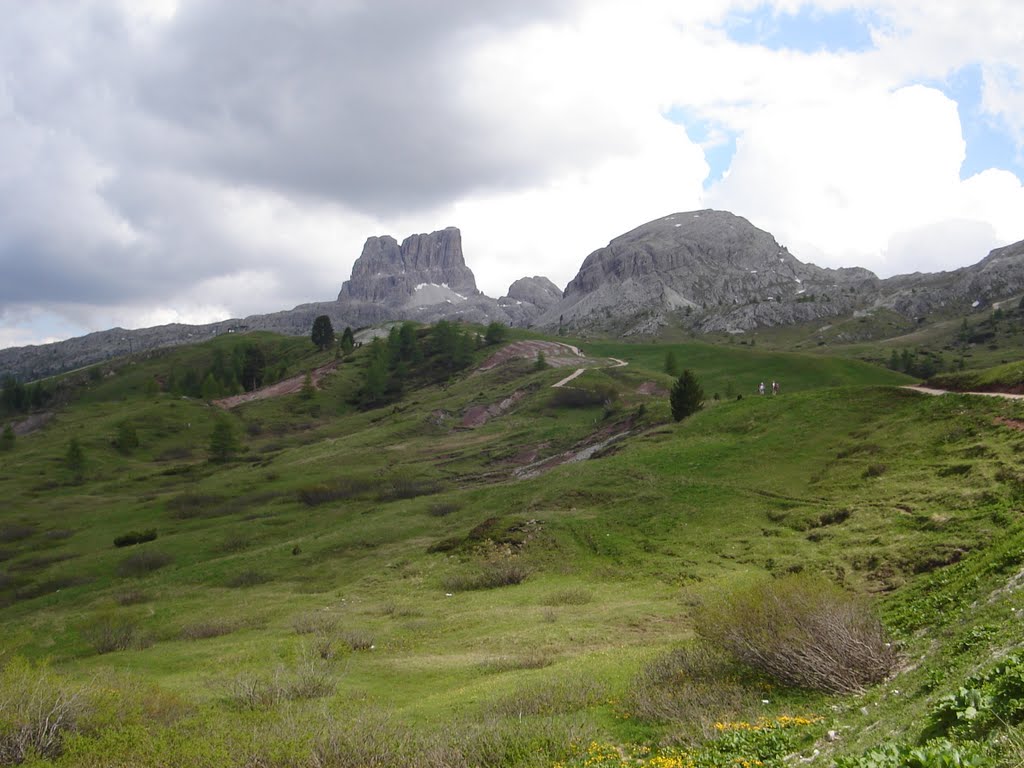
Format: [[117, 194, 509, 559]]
[[902, 385, 1024, 400]]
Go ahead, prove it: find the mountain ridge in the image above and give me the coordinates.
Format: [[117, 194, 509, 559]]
[[3, 211, 1023, 381]]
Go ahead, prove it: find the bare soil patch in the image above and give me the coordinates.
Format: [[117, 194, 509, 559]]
[[10, 412, 54, 436], [478, 341, 586, 371], [461, 389, 529, 428], [214, 362, 338, 409], [636, 381, 668, 396]]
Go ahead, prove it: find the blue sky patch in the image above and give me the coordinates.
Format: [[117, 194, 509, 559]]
[[723, 4, 878, 53], [664, 107, 737, 187], [929, 64, 1023, 179]]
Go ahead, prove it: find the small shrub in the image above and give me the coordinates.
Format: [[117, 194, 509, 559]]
[[297, 477, 376, 506], [292, 612, 338, 636], [114, 588, 149, 606], [225, 569, 270, 588], [340, 630, 375, 652], [628, 643, 755, 736], [863, 463, 888, 478], [113, 529, 157, 548], [443, 560, 530, 592], [379, 476, 443, 501], [694, 573, 898, 694], [427, 501, 460, 517], [0, 657, 87, 763], [166, 493, 224, 519], [550, 386, 616, 409], [488, 672, 605, 717], [0, 524, 35, 543], [80, 612, 147, 654], [542, 587, 593, 606], [180, 620, 237, 640], [116, 550, 173, 577]]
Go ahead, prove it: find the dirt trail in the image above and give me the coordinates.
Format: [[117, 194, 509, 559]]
[[903, 385, 1024, 401], [214, 361, 339, 409]]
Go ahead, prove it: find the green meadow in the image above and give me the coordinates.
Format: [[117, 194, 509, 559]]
[[2, 326, 1024, 767]]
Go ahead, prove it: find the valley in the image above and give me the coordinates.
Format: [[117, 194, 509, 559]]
[[2, 325, 1024, 766]]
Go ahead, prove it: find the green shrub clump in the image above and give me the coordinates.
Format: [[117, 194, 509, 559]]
[[113, 529, 157, 548]]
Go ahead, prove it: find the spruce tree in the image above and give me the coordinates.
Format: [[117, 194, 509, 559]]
[[340, 326, 356, 354], [311, 315, 335, 351], [0, 424, 14, 451], [209, 419, 239, 463], [670, 369, 704, 422]]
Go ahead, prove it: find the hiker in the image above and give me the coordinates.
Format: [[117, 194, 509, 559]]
[[772, 380, 779, 395], [758, 381, 765, 395]]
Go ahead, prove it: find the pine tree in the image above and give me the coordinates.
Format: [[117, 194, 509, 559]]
[[340, 326, 356, 354], [65, 437, 85, 479], [300, 370, 315, 400], [209, 419, 239, 463], [535, 350, 548, 371], [113, 422, 139, 454], [664, 350, 681, 377], [670, 369, 704, 422], [0, 424, 14, 452], [311, 315, 335, 351], [484, 321, 507, 345]]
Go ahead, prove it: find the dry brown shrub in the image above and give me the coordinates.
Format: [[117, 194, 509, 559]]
[[694, 573, 897, 694]]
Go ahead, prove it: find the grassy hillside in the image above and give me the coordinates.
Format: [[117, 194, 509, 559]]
[[1, 327, 1023, 767]]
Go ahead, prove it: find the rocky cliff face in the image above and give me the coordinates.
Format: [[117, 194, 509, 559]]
[[338, 227, 478, 304], [0, 227, 554, 381], [4, 213, 1024, 381], [540, 210, 876, 334]]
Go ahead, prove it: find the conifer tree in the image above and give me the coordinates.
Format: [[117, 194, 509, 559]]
[[209, 419, 239, 463], [311, 315, 335, 351], [670, 369, 704, 422]]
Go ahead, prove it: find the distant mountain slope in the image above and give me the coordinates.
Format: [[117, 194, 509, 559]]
[[538, 210, 1024, 336], [3, 213, 1022, 381]]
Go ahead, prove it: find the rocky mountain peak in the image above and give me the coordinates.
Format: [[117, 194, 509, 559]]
[[338, 226, 478, 304], [504, 276, 563, 310]]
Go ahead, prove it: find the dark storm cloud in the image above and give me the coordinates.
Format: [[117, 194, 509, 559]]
[[130, 0, 579, 213], [0, 0, 581, 317]]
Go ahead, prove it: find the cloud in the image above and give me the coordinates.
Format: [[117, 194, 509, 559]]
[[1, 0, 1023, 349], [705, 84, 1024, 275]]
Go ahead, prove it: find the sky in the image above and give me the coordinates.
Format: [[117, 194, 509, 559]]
[[2, 0, 1023, 349]]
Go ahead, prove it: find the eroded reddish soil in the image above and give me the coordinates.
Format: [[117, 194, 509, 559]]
[[214, 361, 339, 409]]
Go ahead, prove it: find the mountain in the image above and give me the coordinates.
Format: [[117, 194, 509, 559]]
[[0, 227, 554, 381], [538, 210, 1024, 336], [3, 213, 1024, 381]]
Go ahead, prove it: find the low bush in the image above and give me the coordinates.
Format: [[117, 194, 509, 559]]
[[550, 385, 617, 409], [114, 588, 149, 606], [113, 529, 157, 548], [426, 501, 460, 517], [116, 549, 173, 577], [225, 658, 334, 710], [312, 713, 587, 768], [224, 569, 270, 588], [379, 476, 443, 501], [443, 560, 530, 592], [628, 643, 756, 737], [694, 573, 898, 694], [0, 657, 88, 764], [297, 477, 377, 506], [542, 587, 594, 606], [292, 612, 338, 636], [80, 612, 148, 654], [165, 493, 224, 519], [179, 620, 238, 640], [487, 672, 605, 718], [0, 524, 34, 543]]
